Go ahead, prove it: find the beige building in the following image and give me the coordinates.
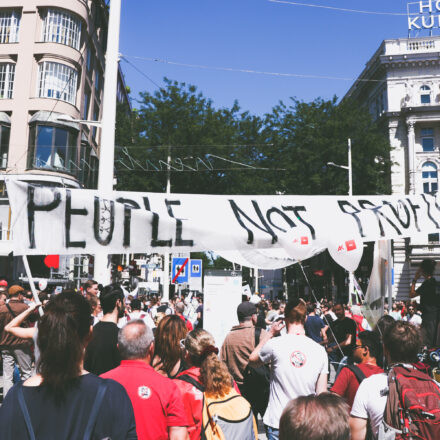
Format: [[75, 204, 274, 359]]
[[0, 0, 129, 281], [346, 35, 440, 298]]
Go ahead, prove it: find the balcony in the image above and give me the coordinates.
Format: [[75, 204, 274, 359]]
[[384, 36, 440, 55]]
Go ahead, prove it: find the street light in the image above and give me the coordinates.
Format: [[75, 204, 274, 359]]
[[326, 138, 352, 196], [327, 139, 354, 301]]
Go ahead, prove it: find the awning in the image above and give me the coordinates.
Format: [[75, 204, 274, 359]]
[[0, 112, 11, 124], [29, 111, 80, 130]]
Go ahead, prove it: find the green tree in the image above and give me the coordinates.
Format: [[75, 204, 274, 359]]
[[263, 97, 391, 195]]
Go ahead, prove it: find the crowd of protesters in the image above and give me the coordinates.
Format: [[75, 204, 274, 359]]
[[0, 258, 438, 439]]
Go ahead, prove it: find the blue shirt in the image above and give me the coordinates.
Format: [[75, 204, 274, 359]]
[[305, 315, 325, 342]]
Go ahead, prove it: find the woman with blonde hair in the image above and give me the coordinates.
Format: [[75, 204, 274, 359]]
[[152, 314, 188, 378], [175, 328, 257, 440]]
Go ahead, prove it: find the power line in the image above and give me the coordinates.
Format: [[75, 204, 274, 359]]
[[122, 54, 386, 83], [121, 57, 163, 89], [268, 0, 410, 16]]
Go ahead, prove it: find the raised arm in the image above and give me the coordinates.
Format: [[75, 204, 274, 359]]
[[5, 302, 40, 339]]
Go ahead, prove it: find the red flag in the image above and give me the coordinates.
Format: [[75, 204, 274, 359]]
[[345, 240, 357, 252], [301, 236, 308, 245]]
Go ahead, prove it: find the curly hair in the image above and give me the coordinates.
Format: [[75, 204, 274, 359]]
[[185, 328, 232, 398]]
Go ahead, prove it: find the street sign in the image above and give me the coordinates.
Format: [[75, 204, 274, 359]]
[[189, 259, 202, 291], [172, 257, 189, 284]]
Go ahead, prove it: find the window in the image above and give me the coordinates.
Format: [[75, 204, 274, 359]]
[[422, 162, 438, 194], [42, 9, 81, 50], [92, 108, 99, 140], [0, 64, 14, 99], [421, 128, 435, 152], [0, 10, 20, 43], [0, 124, 10, 168], [38, 61, 77, 105], [86, 50, 93, 72], [83, 90, 90, 120], [28, 124, 78, 173], [420, 85, 431, 104], [94, 70, 101, 100]]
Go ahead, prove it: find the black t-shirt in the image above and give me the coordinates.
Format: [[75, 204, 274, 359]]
[[417, 277, 440, 313], [0, 374, 136, 439], [196, 304, 203, 329], [327, 317, 357, 356], [84, 321, 121, 376]]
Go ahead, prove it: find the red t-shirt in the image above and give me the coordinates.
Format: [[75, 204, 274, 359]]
[[178, 314, 193, 331], [101, 360, 188, 440], [330, 363, 384, 409]]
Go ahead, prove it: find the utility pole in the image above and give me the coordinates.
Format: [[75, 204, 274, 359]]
[[162, 147, 171, 303], [348, 138, 354, 303], [94, 0, 122, 286]]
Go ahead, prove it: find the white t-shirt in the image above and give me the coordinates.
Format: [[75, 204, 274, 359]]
[[404, 314, 422, 327], [259, 334, 328, 429], [351, 373, 388, 439]]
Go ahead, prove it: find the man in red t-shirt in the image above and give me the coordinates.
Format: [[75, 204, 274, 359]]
[[175, 302, 193, 332], [101, 320, 188, 440], [331, 330, 383, 409]]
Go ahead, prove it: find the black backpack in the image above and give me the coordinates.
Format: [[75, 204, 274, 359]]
[[242, 327, 270, 415]]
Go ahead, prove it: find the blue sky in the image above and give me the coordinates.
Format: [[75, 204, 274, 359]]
[[119, 1, 417, 115]]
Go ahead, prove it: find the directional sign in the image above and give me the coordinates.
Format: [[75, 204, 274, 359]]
[[172, 257, 189, 284], [189, 259, 202, 291]]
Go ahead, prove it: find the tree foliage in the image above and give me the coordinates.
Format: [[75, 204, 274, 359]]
[[115, 79, 391, 196]]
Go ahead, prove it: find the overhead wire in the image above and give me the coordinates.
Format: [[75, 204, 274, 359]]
[[268, 0, 411, 16], [122, 54, 387, 83]]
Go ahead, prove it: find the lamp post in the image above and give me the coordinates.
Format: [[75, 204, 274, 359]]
[[327, 138, 354, 302]]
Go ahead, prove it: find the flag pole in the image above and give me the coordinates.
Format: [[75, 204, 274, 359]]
[[22, 255, 43, 316]]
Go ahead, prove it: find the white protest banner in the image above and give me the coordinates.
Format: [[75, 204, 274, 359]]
[[6, 180, 440, 266]]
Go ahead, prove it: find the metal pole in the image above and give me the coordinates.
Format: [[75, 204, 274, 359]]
[[22, 256, 43, 316], [162, 147, 171, 303], [387, 239, 393, 309], [94, 0, 122, 286], [255, 268, 259, 293], [348, 138, 354, 303]]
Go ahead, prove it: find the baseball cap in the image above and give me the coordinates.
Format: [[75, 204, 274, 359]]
[[237, 301, 257, 321], [0, 280, 8, 287], [8, 285, 24, 296]]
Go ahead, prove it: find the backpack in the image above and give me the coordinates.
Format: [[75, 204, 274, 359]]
[[344, 364, 367, 384], [379, 364, 440, 440], [201, 390, 257, 440], [241, 327, 270, 414], [178, 374, 257, 440]]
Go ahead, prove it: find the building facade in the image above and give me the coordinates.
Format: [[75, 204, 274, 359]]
[[0, 0, 129, 282], [346, 35, 440, 298]]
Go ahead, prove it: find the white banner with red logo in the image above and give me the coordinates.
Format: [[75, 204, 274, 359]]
[[5, 180, 440, 270]]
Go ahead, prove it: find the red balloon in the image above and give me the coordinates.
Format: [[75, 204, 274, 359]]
[[44, 255, 60, 269]]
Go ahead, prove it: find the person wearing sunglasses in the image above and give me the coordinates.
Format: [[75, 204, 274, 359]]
[[331, 330, 383, 410]]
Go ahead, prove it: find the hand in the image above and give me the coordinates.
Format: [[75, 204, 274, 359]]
[[30, 301, 42, 311], [326, 346, 334, 353], [269, 320, 285, 337]]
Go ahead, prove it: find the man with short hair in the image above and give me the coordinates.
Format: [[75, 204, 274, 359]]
[[175, 302, 193, 331], [221, 301, 268, 417], [249, 298, 328, 440], [326, 303, 357, 380], [305, 303, 328, 343], [0, 291, 7, 306], [84, 284, 125, 375], [101, 320, 188, 440], [410, 258, 440, 346], [0, 285, 33, 397], [280, 393, 350, 440], [331, 330, 383, 409], [129, 298, 155, 329], [350, 321, 422, 439]]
